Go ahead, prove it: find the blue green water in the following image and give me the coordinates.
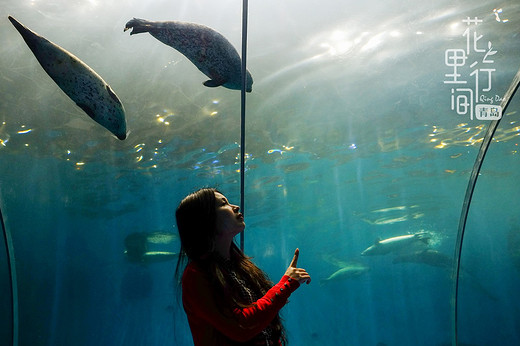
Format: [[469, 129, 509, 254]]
[[1, 0, 520, 345]]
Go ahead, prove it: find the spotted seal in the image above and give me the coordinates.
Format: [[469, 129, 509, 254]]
[[124, 18, 253, 92], [8, 16, 127, 140]]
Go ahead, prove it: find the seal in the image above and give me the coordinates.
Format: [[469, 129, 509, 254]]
[[361, 231, 431, 256], [8, 16, 127, 140], [124, 18, 253, 92]]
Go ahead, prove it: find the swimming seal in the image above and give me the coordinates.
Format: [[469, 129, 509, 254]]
[[8, 15, 127, 140], [124, 18, 253, 92]]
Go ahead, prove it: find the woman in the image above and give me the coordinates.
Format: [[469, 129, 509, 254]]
[[175, 188, 311, 345]]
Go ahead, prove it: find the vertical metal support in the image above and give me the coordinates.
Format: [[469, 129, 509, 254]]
[[239, 0, 248, 251]]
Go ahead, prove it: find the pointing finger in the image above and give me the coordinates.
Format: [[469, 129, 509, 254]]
[[289, 248, 299, 268]]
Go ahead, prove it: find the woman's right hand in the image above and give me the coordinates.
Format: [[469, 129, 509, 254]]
[[284, 248, 311, 284]]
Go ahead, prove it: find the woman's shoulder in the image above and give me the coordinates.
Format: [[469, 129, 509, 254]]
[[184, 261, 204, 275], [182, 261, 209, 283], [182, 261, 212, 296]]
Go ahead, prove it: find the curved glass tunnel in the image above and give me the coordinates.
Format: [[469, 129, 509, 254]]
[[1, 0, 520, 345]]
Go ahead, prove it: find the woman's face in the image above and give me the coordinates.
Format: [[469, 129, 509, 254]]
[[214, 192, 245, 237]]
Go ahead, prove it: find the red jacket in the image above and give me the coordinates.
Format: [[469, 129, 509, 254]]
[[182, 261, 300, 345]]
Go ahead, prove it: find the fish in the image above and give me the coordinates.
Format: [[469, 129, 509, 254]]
[[361, 231, 431, 256], [125, 251, 178, 264], [370, 205, 409, 213], [8, 16, 127, 140], [392, 249, 452, 268], [124, 18, 253, 92], [362, 215, 409, 225], [124, 231, 178, 264], [145, 231, 177, 244], [360, 205, 423, 225], [320, 262, 369, 284]]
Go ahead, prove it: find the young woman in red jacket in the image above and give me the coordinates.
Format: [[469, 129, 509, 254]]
[[175, 188, 311, 345]]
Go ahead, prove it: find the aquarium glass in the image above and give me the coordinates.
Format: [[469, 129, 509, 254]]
[[1, 0, 519, 345]]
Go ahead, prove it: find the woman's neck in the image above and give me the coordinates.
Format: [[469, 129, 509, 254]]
[[214, 235, 233, 260]]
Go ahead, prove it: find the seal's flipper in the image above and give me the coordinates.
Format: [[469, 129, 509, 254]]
[[203, 79, 225, 88]]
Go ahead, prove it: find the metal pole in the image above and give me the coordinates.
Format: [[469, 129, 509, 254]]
[[239, 0, 248, 251]]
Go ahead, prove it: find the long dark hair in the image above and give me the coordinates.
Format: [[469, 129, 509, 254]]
[[175, 188, 286, 344]]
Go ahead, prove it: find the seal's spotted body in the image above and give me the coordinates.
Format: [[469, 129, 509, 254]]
[[8, 16, 127, 140], [125, 18, 253, 92]]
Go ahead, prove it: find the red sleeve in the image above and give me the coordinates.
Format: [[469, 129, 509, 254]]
[[182, 263, 300, 342]]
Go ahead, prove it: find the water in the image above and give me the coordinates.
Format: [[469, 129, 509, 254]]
[[1, 0, 520, 345]]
